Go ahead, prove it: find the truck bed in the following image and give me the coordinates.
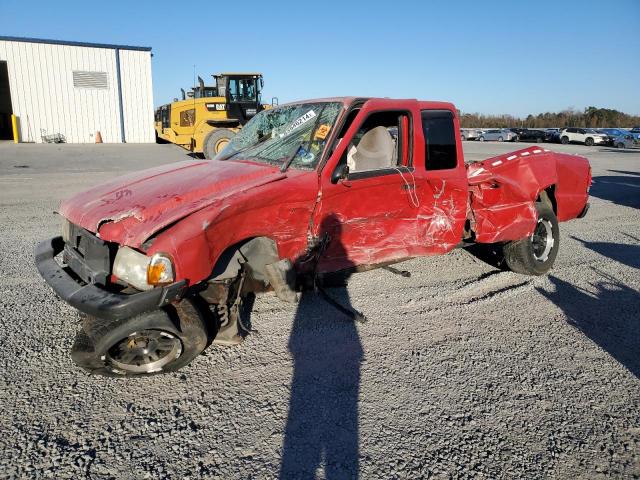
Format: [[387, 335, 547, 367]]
[[466, 146, 591, 243]]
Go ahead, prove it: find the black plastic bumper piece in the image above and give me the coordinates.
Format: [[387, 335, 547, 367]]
[[35, 236, 187, 322], [577, 202, 590, 219]]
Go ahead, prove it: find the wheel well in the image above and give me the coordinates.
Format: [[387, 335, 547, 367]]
[[537, 186, 557, 214], [209, 236, 280, 283]]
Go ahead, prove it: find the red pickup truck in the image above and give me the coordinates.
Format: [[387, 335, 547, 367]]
[[35, 97, 591, 377]]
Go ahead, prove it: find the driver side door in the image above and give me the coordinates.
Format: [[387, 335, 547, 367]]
[[312, 99, 423, 273]]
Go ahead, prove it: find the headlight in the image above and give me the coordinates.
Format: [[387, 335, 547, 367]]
[[113, 248, 175, 291], [61, 217, 72, 242]]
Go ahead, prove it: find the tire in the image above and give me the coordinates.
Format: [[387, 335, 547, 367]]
[[503, 203, 560, 276], [479, 136, 485, 142], [203, 128, 235, 160], [537, 137, 544, 143], [71, 298, 209, 377], [514, 136, 520, 142], [616, 142, 624, 149], [561, 136, 569, 145], [498, 136, 504, 142], [585, 137, 594, 146], [461, 135, 466, 141]]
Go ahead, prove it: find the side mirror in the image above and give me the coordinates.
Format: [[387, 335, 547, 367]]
[[331, 164, 349, 184]]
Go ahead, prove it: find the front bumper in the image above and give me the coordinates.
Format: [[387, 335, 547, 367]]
[[35, 237, 187, 321]]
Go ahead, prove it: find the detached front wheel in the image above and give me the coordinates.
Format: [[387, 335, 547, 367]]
[[71, 299, 209, 377], [503, 203, 559, 275]]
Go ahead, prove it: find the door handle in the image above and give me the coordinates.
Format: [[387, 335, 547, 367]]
[[401, 183, 415, 190]]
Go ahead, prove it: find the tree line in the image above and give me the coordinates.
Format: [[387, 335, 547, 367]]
[[459, 107, 640, 129]]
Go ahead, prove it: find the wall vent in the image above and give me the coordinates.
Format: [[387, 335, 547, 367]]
[[72, 71, 108, 89]]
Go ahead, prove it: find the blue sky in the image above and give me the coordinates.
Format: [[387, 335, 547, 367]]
[[1, 0, 639, 116]]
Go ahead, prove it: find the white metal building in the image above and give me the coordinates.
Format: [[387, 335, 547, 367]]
[[0, 36, 154, 143]]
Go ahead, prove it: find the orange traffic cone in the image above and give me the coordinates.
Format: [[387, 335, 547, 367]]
[[95, 131, 103, 143]]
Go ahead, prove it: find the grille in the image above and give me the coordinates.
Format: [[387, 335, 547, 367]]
[[63, 224, 115, 285]]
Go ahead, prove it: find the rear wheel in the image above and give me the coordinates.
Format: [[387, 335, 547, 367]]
[[461, 135, 466, 141], [203, 128, 235, 160], [479, 136, 485, 142], [498, 136, 504, 142], [71, 299, 209, 377], [561, 136, 569, 144], [537, 136, 544, 143], [616, 142, 625, 149], [503, 203, 559, 275], [585, 137, 594, 146]]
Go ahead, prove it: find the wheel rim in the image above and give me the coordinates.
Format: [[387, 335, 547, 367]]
[[107, 330, 182, 374], [531, 218, 554, 262], [214, 137, 229, 153]]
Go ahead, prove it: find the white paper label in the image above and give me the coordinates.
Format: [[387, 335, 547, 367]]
[[280, 110, 316, 138]]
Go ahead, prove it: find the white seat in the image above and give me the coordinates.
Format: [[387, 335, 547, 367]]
[[347, 126, 395, 172]]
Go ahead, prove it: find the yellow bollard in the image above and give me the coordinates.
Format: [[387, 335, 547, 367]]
[[11, 114, 19, 143]]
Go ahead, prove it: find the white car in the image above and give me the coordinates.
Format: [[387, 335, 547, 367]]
[[559, 128, 608, 146]]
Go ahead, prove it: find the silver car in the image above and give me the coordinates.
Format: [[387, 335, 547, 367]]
[[460, 128, 482, 141], [478, 128, 517, 142]]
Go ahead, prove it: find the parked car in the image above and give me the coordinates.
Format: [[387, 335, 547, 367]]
[[544, 128, 561, 143], [597, 128, 630, 146], [559, 128, 608, 146], [629, 127, 640, 141], [35, 97, 591, 377], [460, 128, 483, 141], [514, 129, 546, 143], [611, 133, 635, 149], [478, 128, 518, 142]]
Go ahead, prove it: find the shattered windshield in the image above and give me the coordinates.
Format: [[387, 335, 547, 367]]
[[215, 102, 343, 170]]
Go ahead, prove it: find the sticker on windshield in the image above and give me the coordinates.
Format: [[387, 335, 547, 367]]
[[279, 110, 316, 138], [314, 124, 331, 140]]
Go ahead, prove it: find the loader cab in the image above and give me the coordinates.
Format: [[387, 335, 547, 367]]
[[213, 73, 263, 125]]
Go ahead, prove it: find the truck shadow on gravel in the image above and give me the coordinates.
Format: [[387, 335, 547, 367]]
[[537, 271, 640, 379], [279, 218, 363, 479], [589, 171, 640, 209]]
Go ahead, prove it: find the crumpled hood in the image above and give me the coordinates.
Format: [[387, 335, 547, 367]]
[[59, 159, 285, 247]]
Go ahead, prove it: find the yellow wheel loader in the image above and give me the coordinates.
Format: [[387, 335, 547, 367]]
[[154, 73, 272, 159]]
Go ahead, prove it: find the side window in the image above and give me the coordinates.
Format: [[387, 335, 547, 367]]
[[180, 108, 195, 127], [325, 108, 359, 159], [345, 111, 409, 173], [422, 110, 457, 171]]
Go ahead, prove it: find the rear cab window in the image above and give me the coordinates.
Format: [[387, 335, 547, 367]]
[[421, 110, 458, 170]]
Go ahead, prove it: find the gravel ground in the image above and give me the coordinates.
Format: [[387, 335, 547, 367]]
[[0, 141, 638, 479]]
